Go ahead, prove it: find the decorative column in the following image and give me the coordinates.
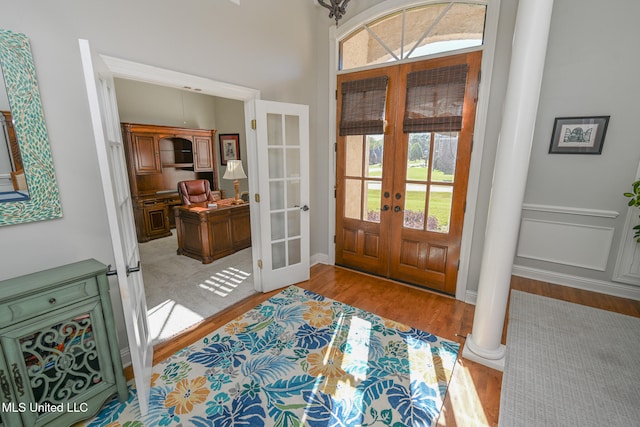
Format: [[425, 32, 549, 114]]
[[461, 0, 555, 371]]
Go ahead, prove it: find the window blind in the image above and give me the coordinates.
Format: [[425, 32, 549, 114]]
[[340, 76, 388, 136], [403, 64, 468, 133]]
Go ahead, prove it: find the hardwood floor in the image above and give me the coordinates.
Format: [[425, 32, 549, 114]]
[[142, 264, 640, 427]]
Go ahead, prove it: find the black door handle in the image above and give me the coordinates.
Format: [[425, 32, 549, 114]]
[[126, 261, 141, 276], [381, 205, 390, 211], [394, 206, 402, 212]]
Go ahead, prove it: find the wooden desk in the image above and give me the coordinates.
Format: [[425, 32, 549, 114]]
[[174, 203, 251, 264]]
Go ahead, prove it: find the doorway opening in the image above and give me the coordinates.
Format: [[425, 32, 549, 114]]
[[103, 61, 262, 345]]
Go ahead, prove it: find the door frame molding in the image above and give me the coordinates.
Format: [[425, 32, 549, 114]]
[[100, 55, 265, 291], [325, 0, 502, 301]]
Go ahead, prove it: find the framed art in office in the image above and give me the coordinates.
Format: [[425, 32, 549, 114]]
[[219, 133, 240, 165]]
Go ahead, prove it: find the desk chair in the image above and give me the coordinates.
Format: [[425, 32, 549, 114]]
[[177, 179, 221, 206]]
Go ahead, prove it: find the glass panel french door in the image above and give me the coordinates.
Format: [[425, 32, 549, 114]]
[[79, 39, 153, 414], [336, 52, 481, 294], [256, 100, 310, 292], [335, 66, 399, 277]]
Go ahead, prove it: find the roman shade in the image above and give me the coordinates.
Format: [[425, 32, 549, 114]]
[[403, 64, 468, 133], [339, 75, 389, 136]]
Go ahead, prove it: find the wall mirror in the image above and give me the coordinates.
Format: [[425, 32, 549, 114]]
[[0, 28, 61, 226]]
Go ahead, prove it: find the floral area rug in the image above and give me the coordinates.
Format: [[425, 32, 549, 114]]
[[84, 285, 460, 427]]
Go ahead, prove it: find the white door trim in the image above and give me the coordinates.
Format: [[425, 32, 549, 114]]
[[99, 56, 265, 292], [325, 0, 502, 301]]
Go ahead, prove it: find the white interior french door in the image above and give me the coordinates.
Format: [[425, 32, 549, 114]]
[[255, 100, 310, 292], [79, 39, 153, 415]]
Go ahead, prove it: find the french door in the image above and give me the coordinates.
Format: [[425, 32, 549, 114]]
[[255, 100, 311, 292], [79, 39, 153, 415], [335, 51, 481, 295]]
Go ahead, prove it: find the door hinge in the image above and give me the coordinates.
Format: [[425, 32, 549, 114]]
[[251, 119, 257, 130], [457, 260, 460, 270], [254, 193, 261, 203], [334, 235, 336, 244], [257, 259, 263, 269], [334, 142, 337, 152], [463, 201, 466, 213], [335, 89, 338, 100]]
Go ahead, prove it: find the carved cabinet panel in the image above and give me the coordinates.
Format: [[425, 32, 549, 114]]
[[0, 260, 127, 426], [130, 132, 161, 175]]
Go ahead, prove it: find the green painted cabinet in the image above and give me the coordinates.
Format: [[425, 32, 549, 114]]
[[0, 260, 128, 426]]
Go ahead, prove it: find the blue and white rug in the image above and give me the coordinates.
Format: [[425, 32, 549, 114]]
[[84, 285, 460, 426]]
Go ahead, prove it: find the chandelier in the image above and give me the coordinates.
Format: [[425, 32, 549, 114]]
[[316, 0, 351, 25]]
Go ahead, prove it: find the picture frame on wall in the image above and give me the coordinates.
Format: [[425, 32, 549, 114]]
[[219, 134, 240, 165], [548, 116, 610, 154]]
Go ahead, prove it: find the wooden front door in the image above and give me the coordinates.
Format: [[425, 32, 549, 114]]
[[336, 51, 481, 295]]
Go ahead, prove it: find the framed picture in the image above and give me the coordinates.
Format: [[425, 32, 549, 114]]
[[548, 116, 610, 154], [219, 134, 240, 165]]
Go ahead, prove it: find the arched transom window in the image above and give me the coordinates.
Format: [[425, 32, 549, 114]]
[[339, 1, 487, 71]]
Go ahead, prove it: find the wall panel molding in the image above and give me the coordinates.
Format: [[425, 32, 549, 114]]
[[516, 218, 614, 271], [522, 203, 619, 218]]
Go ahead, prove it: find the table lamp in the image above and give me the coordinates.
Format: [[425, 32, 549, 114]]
[[223, 160, 247, 205]]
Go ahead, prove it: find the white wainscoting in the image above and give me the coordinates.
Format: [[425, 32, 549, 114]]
[[516, 218, 614, 271], [613, 161, 640, 286]]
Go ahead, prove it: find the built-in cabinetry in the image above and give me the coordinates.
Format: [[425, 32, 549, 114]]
[[122, 123, 219, 242], [0, 259, 127, 427]]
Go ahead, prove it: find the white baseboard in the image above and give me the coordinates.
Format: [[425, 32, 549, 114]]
[[512, 264, 640, 301], [465, 290, 478, 305], [311, 252, 329, 266]]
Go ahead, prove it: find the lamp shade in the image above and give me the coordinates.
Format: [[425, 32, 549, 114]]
[[223, 160, 247, 180]]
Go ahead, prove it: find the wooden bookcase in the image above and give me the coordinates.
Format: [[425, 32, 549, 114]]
[[121, 123, 219, 242]]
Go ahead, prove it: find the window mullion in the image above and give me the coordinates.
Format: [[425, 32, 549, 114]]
[[365, 25, 400, 62], [405, 2, 454, 59]]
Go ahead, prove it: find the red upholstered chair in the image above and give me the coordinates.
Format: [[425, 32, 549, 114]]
[[177, 180, 221, 206]]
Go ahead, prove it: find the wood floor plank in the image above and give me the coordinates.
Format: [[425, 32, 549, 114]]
[[127, 264, 640, 427]]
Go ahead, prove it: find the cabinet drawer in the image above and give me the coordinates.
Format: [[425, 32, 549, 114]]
[[0, 277, 99, 325]]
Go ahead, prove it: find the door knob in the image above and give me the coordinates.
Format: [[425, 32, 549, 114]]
[[294, 205, 310, 211], [381, 205, 390, 211], [394, 205, 402, 213]]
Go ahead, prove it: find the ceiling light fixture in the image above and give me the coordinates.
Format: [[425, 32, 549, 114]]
[[316, 0, 351, 25]]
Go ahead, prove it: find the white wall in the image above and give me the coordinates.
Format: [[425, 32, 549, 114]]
[[513, 0, 640, 298], [214, 97, 248, 198], [0, 0, 326, 353]]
